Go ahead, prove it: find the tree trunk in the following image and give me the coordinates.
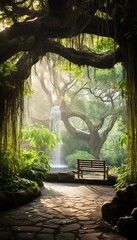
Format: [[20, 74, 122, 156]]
[[89, 131, 101, 159], [123, 1, 137, 181], [126, 37, 137, 181]]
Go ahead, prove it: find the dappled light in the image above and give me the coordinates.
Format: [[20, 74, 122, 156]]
[[0, 182, 123, 240], [42, 182, 116, 198]]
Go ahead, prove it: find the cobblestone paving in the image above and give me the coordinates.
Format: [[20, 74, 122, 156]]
[[0, 182, 126, 240]]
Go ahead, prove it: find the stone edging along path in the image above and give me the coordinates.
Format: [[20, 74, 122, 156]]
[[0, 173, 117, 211], [0, 182, 126, 240]]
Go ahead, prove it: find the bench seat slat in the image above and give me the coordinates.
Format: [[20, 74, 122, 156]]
[[79, 167, 107, 172]]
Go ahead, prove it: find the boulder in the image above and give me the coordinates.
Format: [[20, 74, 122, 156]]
[[101, 183, 137, 238]]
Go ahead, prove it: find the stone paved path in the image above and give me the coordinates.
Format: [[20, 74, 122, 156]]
[[0, 182, 126, 240]]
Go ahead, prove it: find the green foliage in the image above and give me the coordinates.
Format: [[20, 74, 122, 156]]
[[100, 120, 127, 167], [119, 133, 128, 148], [110, 164, 137, 190], [19, 124, 60, 184], [94, 37, 116, 53], [118, 79, 127, 98], [22, 124, 59, 150], [114, 165, 133, 189], [66, 150, 93, 168], [0, 146, 50, 184], [24, 80, 35, 97], [62, 131, 89, 157], [20, 150, 50, 184], [0, 147, 20, 178], [0, 61, 17, 89], [57, 60, 83, 80], [95, 63, 123, 84], [0, 124, 57, 184], [110, 163, 127, 175], [0, 176, 39, 192], [0, 61, 17, 77], [101, 142, 127, 167]]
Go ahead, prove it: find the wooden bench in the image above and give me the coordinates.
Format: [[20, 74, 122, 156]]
[[77, 159, 109, 179]]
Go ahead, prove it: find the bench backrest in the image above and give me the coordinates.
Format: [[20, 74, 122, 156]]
[[77, 159, 106, 169]]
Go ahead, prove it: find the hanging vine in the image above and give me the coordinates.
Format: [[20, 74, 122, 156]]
[[0, 59, 24, 152]]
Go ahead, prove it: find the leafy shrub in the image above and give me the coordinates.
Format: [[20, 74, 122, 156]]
[[20, 124, 61, 185], [22, 123, 59, 151], [0, 124, 59, 186], [114, 172, 133, 189], [20, 150, 50, 185], [110, 163, 127, 175], [0, 176, 39, 192], [0, 147, 20, 178], [66, 150, 93, 168], [109, 164, 135, 189], [101, 131, 127, 167]]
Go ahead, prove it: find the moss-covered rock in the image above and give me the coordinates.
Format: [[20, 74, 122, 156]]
[[0, 177, 41, 210], [107, 174, 118, 185]]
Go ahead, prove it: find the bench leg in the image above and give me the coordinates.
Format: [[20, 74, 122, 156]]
[[104, 170, 108, 179], [106, 170, 108, 179]]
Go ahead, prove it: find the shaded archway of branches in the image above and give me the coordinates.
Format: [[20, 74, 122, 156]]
[[0, 0, 137, 181]]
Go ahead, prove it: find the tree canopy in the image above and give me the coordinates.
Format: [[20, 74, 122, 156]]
[[0, 0, 124, 66], [0, 0, 137, 180], [28, 57, 124, 159]]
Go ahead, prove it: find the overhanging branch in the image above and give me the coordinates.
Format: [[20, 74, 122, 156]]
[[45, 40, 123, 68], [0, 37, 123, 72]]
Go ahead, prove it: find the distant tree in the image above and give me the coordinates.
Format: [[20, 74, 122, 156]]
[[28, 57, 124, 159]]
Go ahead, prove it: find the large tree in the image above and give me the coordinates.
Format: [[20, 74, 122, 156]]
[[0, 1, 137, 179], [29, 58, 124, 159]]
